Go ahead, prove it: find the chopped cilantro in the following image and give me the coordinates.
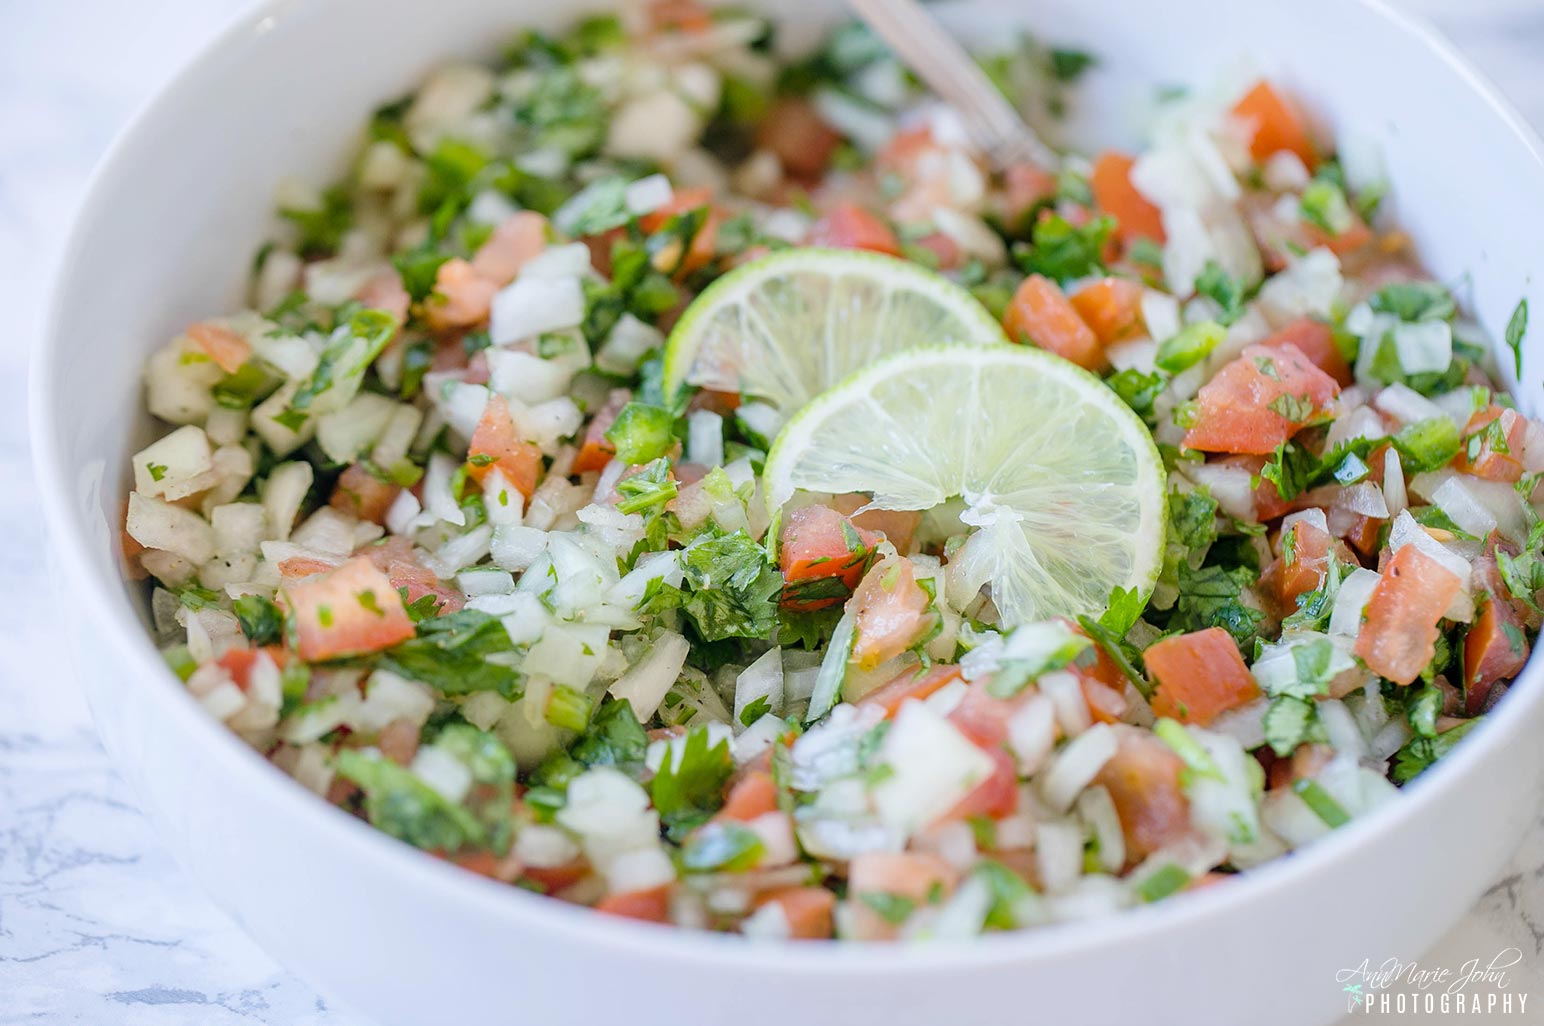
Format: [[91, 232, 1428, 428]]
[[233, 594, 284, 646], [651, 726, 734, 838], [378, 610, 522, 698]]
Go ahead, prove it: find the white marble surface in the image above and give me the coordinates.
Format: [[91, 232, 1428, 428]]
[[4, 1, 1544, 1023]]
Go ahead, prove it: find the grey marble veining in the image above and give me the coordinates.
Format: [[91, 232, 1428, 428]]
[[2, 2, 1544, 1023]]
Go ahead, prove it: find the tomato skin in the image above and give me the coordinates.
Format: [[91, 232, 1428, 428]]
[[807, 202, 903, 257], [1090, 151, 1165, 246], [1231, 80, 1317, 168], [283, 556, 418, 662], [756, 887, 836, 939], [1094, 726, 1192, 864], [1260, 517, 1333, 614], [330, 464, 401, 525], [1455, 406, 1528, 483], [1146, 627, 1262, 726], [1355, 545, 1464, 685], [1182, 343, 1341, 455], [716, 771, 779, 823], [1003, 274, 1103, 371], [757, 99, 842, 179], [1069, 277, 1145, 345], [778, 504, 878, 611], [639, 186, 724, 278], [1463, 596, 1528, 713], [944, 747, 1020, 821], [850, 558, 933, 670], [573, 388, 631, 474], [860, 663, 963, 718], [467, 394, 542, 498], [948, 679, 1021, 750], [1263, 317, 1352, 386], [187, 321, 251, 374], [425, 258, 497, 332], [469, 211, 548, 287], [594, 886, 672, 923]]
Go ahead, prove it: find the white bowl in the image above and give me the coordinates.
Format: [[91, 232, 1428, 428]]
[[30, 1, 1544, 1023]]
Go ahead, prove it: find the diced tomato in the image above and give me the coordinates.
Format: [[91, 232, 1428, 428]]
[[638, 186, 723, 278], [1090, 152, 1165, 246], [283, 556, 417, 662], [860, 663, 963, 718], [330, 463, 401, 525], [1355, 545, 1463, 685], [807, 202, 902, 257], [1266, 742, 1334, 790], [186, 321, 251, 374], [876, 124, 936, 176], [687, 388, 742, 417], [1464, 595, 1529, 713], [717, 771, 779, 823], [1146, 627, 1262, 726], [573, 388, 631, 474], [352, 269, 411, 326], [1003, 274, 1103, 371], [452, 849, 522, 883], [1344, 514, 1385, 560], [467, 394, 542, 498], [1080, 676, 1128, 725], [1263, 317, 1352, 387], [948, 679, 1021, 749], [1069, 277, 1145, 345], [425, 258, 497, 332], [1260, 517, 1333, 613], [756, 887, 836, 940], [216, 646, 259, 690], [647, 0, 714, 34], [1455, 406, 1529, 483], [850, 558, 934, 670], [911, 230, 964, 270], [778, 504, 878, 612], [846, 851, 959, 940], [830, 494, 922, 553], [1093, 727, 1192, 864], [377, 718, 423, 766], [387, 559, 464, 616], [1231, 80, 1317, 168], [944, 747, 1019, 821], [1182, 343, 1341, 455], [522, 861, 589, 895], [1305, 215, 1373, 259], [595, 885, 671, 923], [470, 211, 548, 287], [998, 162, 1058, 230], [278, 555, 339, 580], [757, 99, 842, 179]]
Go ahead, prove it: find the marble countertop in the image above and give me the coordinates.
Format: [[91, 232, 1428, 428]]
[[4, 2, 1544, 1023]]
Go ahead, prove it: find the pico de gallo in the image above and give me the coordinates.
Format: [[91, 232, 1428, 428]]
[[123, 2, 1539, 940]]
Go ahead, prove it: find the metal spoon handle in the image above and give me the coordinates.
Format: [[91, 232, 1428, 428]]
[[847, 0, 1059, 168]]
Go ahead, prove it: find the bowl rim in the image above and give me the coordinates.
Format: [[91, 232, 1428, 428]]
[[28, 0, 1544, 974]]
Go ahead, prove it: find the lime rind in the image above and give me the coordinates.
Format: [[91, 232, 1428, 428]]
[[662, 247, 1008, 410], [762, 344, 1167, 627]]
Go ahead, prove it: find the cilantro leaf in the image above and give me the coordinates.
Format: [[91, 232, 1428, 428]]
[[616, 457, 678, 515], [679, 531, 782, 642], [1193, 261, 1247, 325], [334, 748, 485, 851], [1172, 564, 1263, 645], [1262, 695, 1321, 757], [1506, 297, 1528, 378], [1013, 213, 1115, 285], [378, 610, 523, 698], [651, 726, 734, 837], [1391, 717, 1485, 784], [1369, 281, 1456, 323], [233, 594, 284, 646]]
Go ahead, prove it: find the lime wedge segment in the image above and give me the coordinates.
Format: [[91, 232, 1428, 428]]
[[662, 247, 1008, 411], [763, 345, 1167, 627]]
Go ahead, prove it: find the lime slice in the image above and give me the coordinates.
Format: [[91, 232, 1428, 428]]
[[763, 346, 1167, 627], [663, 248, 1008, 410]]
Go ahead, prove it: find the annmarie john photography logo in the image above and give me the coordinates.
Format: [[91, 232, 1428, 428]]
[[1338, 947, 1531, 1015]]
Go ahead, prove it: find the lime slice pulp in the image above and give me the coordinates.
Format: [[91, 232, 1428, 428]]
[[662, 247, 1008, 412], [762, 345, 1167, 627]]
